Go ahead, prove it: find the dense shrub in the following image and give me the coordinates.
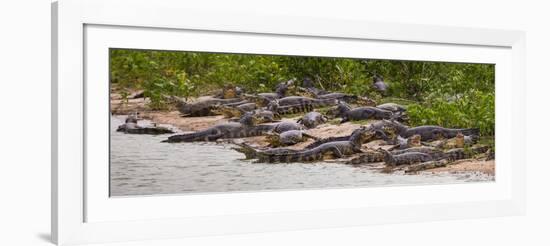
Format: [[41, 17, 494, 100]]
[[406, 90, 495, 136]]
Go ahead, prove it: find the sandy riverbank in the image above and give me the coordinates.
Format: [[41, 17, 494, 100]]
[[110, 94, 495, 176]]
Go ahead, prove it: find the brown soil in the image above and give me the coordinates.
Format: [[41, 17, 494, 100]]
[[425, 159, 495, 176]]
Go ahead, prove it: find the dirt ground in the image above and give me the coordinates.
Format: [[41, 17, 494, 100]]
[[426, 159, 495, 175], [111, 94, 495, 176]]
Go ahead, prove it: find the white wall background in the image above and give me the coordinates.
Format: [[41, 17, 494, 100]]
[[0, 0, 547, 245]]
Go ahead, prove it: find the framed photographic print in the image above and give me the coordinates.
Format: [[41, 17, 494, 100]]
[[52, 0, 526, 245]]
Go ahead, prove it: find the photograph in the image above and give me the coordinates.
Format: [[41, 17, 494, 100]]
[[109, 48, 495, 196]]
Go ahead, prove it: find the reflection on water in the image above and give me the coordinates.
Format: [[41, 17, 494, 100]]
[[110, 116, 493, 196]]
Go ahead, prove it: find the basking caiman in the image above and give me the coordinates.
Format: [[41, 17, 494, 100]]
[[296, 111, 327, 129], [332, 102, 394, 123], [231, 142, 301, 160], [316, 93, 376, 106], [300, 77, 329, 96], [212, 102, 257, 118], [304, 120, 398, 149], [176, 97, 244, 117], [267, 100, 314, 115], [276, 96, 338, 108], [162, 113, 265, 142], [242, 126, 376, 163], [389, 120, 480, 141], [125, 112, 140, 123], [376, 103, 407, 113], [251, 109, 281, 123], [271, 121, 305, 133], [213, 85, 245, 99], [266, 130, 318, 147], [381, 149, 433, 166], [393, 134, 422, 150], [255, 79, 295, 101], [388, 145, 491, 164], [117, 122, 174, 135]]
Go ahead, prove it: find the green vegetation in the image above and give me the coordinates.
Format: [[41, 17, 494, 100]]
[[110, 48, 495, 136]]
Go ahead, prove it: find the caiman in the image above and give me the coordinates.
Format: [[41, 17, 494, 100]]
[[346, 144, 478, 165], [213, 84, 245, 99], [303, 120, 399, 149], [389, 120, 480, 141], [332, 101, 395, 123], [346, 150, 385, 165], [117, 122, 174, 135], [226, 109, 281, 123], [393, 134, 422, 150], [376, 103, 407, 113], [300, 77, 329, 96], [176, 97, 244, 117], [254, 79, 295, 102], [240, 126, 377, 163], [231, 142, 300, 160], [266, 100, 314, 115], [426, 132, 479, 149], [296, 111, 327, 129], [265, 130, 318, 147], [271, 121, 305, 133], [276, 96, 338, 108], [125, 112, 140, 123], [316, 93, 377, 106], [251, 109, 281, 123], [380, 149, 433, 166], [162, 113, 266, 142], [387, 145, 490, 163], [212, 102, 257, 118]]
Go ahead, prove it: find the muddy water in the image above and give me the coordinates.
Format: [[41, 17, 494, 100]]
[[110, 116, 493, 196]]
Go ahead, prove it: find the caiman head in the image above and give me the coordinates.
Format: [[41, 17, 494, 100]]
[[250, 110, 279, 123], [243, 94, 270, 107], [221, 84, 239, 99], [454, 132, 465, 148], [239, 112, 262, 126], [390, 111, 409, 123], [265, 132, 282, 147], [266, 100, 279, 112], [349, 126, 377, 147], [385, 119, 408, 134], [174, 97, 192, 116], [407, 134, 422, 147], [275, 79, 296, 97], [331, 101, 352, 118], [212, 105, 241, 118], [377, 148, 396, 167]]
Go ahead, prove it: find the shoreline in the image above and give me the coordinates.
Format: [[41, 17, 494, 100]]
[[111, 95, 495, 177]]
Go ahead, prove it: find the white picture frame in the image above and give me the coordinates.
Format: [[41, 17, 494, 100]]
[[52, 0, 526, 245]]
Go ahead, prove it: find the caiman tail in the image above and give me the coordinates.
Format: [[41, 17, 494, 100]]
[[312, 98, 338, 107], [304, 135, 350, 149], [231, 142, 301, 161], [161, 130, 213, 143], [282, 103, 314, 115]]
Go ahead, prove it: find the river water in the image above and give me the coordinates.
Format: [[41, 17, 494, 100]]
[[110, 116, 493, 196]]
